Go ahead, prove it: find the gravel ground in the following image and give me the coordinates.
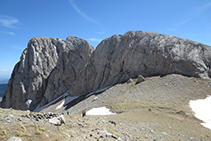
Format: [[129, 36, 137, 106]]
[[0, 107, 210, 141], [45, 74, 211, 116], [1, 74, 211, 140]]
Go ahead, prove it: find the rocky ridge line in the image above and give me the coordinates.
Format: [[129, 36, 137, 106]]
[[1, 31, 211, 110]]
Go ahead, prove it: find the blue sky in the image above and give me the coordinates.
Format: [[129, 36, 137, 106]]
[[0, 0, 211, 80]]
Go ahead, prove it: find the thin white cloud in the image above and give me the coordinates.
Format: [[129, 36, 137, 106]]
[[6, 31, 15, 36], [171, 2, 211, 28], [1, 69, 9, 72], [0, 69, 12, 77], [0, 31, 16, 36], [166, 28, 176, 31], [69, 0, 94, 23], [0, 15, 19, 28], [175, 19, 190, 26], [95, 31, 105, 35], [88, 38, 102, 43], [196, 2, 211, 14], [0, 69, 11, 75], [69, 0, 104, 33]]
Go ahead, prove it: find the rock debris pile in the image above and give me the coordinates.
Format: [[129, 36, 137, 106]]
[[22, 112, 60, 121]]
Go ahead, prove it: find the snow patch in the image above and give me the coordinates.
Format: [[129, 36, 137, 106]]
[[55, 96, 79, 110], [189, 96, 211, 130], [86, 107, 116, 116], [34, 92, 68, 112], [56, 100, 65, 110], [26, 99, 32, 105]]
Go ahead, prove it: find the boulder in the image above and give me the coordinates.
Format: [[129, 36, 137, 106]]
[[136, 75, 145, 84], [7, 137, 22, 141], [127, 78, 134, 84], [98, 130, 119, 140], [49, 115, 65, 126], [1, 31, 211, 111]]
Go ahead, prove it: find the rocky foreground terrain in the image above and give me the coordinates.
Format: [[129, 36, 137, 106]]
[[1, 74, 211, 141]]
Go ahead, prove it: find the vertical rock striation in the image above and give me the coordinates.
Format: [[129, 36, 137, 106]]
[[1, 31, 211, 110], [1, 36, 94, 110]]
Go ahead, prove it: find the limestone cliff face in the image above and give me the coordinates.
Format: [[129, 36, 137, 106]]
[[1, 36, 94, 110], [1, 31, 211, 110], [89, 31, 211, 91]]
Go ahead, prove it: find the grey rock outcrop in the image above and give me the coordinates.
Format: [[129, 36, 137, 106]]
[[1, 36, 94, 110], [89, 31, 211, 90], [7, 137, 22, 141], [136, 75, 146, 84], [1, 31, 211, 110], [49, 115, 65, 126]]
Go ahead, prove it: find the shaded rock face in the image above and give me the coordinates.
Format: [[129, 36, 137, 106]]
[[1, 31, 211, 110]]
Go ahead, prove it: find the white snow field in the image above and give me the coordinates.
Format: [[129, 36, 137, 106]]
[[86, 107, 116, 116], [189, 95, 211, 130]]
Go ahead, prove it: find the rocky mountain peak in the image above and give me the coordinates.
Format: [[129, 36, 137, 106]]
[[1, 31, 211, 111]]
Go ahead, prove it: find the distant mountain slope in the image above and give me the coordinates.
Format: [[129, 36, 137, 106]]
[[0, 84, 7, 97], [0, 79, 8, 84]]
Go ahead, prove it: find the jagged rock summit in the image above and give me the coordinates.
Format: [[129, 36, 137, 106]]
[[1, 31, 211, 111]]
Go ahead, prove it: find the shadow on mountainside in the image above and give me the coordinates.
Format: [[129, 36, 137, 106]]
[[64, 94, 87, 111], [42, 74, 211, 117]]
